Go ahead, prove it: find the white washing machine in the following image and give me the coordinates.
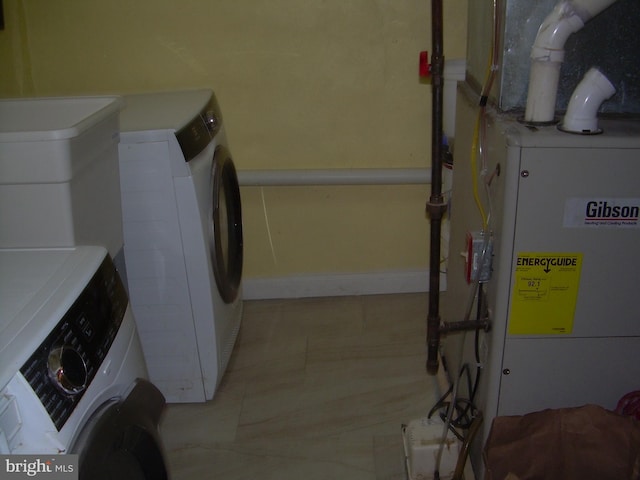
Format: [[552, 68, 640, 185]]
[[0, 246, 169, 479], [118, 89, 243, 403]]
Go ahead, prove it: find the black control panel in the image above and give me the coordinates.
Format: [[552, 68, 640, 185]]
[[20, 254, 128, 431], [175, 92, 223, 163]]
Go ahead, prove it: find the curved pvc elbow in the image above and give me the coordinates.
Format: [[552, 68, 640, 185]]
[[524, 2, 585, 123], [533, 2, 585, 54], [524, 0, 620, 124], [560, 67, 616, 134]]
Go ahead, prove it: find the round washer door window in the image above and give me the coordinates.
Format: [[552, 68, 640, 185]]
[[210, 145, 243, 304], [71, 380, 168, 480]]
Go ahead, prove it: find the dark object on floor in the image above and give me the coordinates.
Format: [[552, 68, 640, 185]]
[[616, 391, 640, 421], [483, 404, 640, 480]]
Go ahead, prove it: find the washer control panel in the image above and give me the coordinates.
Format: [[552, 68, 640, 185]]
[[19, 255, 127, 431]]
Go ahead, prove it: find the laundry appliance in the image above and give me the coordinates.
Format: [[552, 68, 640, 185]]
[[118, 89, 243, 403], [0, 96, 125, 267], [0, 246, 168, 479]]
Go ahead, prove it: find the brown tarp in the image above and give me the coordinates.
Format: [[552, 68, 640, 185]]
[[483, 404, 640, 480]]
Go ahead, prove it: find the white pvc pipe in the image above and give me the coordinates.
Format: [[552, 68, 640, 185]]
[[524, 0, 620, 124], [443, 59, 467, 140], [237, 168, 431, 186], [560, 67, 616, 133]]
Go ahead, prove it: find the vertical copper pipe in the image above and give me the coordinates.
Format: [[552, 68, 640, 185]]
[[426, 0, 445, 375], [453, 412, 483, 480]]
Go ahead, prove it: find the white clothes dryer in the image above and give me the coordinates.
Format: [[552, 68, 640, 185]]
[[0, 246, 168, 479], [118, 89, 243, 403]]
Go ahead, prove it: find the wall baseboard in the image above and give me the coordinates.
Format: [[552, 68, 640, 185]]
[[242, 269, 446, 300]]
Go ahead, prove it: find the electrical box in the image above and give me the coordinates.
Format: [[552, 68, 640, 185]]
[[465, 231, 493, 284]]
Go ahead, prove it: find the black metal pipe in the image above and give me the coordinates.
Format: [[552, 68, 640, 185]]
[[426, 0, 446, 375], [438, 319, 491, 335]]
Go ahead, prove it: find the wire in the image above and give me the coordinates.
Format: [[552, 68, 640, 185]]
[[470, 110, 489, 230], [427, 288, 486, 433], [428, 367, 479, 433], [260, 187, 278, 266], [470, 0, 502, 232]]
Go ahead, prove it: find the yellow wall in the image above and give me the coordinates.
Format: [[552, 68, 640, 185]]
[[0, 0, 467, 282]]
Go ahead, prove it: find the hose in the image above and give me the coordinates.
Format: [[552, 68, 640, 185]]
[[453, 412, 483, 480]]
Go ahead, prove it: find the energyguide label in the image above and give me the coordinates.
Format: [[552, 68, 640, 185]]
[[509, 252, 583, 335]]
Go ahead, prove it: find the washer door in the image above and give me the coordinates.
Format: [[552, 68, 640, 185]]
[[71, 380, 168, 480], [210, 145, 243, 304]]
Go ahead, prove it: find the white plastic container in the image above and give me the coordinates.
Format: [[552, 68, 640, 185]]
[[402, 417, 461, 480], [0, 96, 123, 257]]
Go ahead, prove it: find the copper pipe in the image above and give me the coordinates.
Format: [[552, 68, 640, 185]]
[[426, 0, 446, 375], [453, 412, 483, 480]]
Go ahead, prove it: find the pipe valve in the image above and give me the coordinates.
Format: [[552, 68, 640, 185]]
[[419, 51, 431, 78]]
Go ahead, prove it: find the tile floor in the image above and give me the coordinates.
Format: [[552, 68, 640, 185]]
[[160, 293, 441, 480]]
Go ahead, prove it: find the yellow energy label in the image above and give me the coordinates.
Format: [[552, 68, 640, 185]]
[[508, 252, 583, 335]]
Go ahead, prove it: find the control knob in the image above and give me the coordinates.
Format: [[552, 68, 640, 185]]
[[47, 346, 87, 394]]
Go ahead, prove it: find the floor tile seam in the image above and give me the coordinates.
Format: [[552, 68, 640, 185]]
[[304, 346, 427, 362], [303, 334, 310, 372], [198, 441, 375, 471], [234, 417, 406, 446], [235, 392, 427, 431], [236, 372, 431, 405], [226, 352, 308, 373], [233, 379, 251, 444]]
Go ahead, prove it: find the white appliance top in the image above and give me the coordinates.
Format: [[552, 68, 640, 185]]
[[498, 114, 640, 150], [0, 246, 107, 390], [119, 89, 212, 132], [0, 96, 121, 142]]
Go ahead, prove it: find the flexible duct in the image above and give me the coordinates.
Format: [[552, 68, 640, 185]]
[[524, 0, 620, 124]]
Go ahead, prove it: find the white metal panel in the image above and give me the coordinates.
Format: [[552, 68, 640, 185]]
[[118, 140, 206, 402], [499, 336, 640, 415], [512, 146, 640, 337]]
